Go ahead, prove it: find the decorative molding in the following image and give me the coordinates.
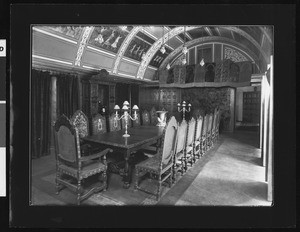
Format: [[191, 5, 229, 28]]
[[74, 26, 94, 66], [87, 45, 116, 57], [204, 27, 213, 36], [117, 72, 136, 78], [82, 65, 111, 73], [112, 26, 141, 74], [32, 54, 73, 65], [223, 26, 268, 61], [122, 57, 141, 65], [224, 46, 248, 62], [32, 27, 78, 44], [137, 26, 197, 79]]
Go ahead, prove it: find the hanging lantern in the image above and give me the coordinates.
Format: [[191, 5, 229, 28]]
[[200, 58, 205, 66]]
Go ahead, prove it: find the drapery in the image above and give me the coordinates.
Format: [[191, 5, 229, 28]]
[[31, 70, 52, 158], [56, 73, 79, 118]]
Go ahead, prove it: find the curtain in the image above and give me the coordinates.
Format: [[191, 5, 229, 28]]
[[56, 73, 79, 118], [31, 70, 52, 159]]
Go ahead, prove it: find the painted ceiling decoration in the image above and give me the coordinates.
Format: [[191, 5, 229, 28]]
[[32, 25, 273, 81]]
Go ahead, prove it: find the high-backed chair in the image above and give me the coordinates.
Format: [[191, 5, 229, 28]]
[[150, 106, 158, 126], [207, 114, 213, 149], [173, 119, 188, 183], [108, 113, 121, 132], [215, 109, 221, 140], [91, 114, 107, 135], [185, 117, 196, 169], [70, 110, 89, 140], [200, 114, 209, 156], [135, 116, 177, 201], [194, 115, 203, 160], [142, 110, 151, 126], [211, 108, 218, 144], [70, 110, 93, 156], [53, 114, 112, 205], [132, 112, 141, 127]]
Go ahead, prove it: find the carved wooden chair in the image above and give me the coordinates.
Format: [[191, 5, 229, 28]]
[[206, 114, 213, 149], [150, 106, 158, 126], [91, 114, 107, 135], [132, 112, 141, 127], [135, 116, 177, 201], [200, 114, 209, 156], [70, 110, 94, 156], [215, 109, 221, 141], [194, 115, 203, 160], [142, 110, 151, 126], [173, 119, 187, 183], [108, 113, 121, 132], [211, 108, 218, 145], [184, 117, 196, 169], [53, 114, 112, 205]]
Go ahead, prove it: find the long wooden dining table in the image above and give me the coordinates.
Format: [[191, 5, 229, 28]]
[[82, 126, 164, 188]]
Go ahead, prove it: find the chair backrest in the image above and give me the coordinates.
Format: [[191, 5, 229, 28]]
[[91, 114, 107, 135], [132, 112, 141, 127], [186, 117, 196, 146], [142, 110, 151, 126], [150, 106, 158, 126], [175, 119, 188, 154], [202, 114, 208, 136], [207, 114, 213, 133], [109, 113, 121, 132], [70, 110, 89, 139], [160, 116, 178, 166], [212, 109, 218, 131], [53, 114, 80, 166], [195, 116, 203, 141], [216, 109, 221, 128]]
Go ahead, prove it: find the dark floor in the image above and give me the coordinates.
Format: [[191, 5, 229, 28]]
[[31, 130, 271, 206]]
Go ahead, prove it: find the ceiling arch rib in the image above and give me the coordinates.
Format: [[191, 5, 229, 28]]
[[74, 26, 94, 66], [137, 26, 198, 79], [112, 26, 142, 74]]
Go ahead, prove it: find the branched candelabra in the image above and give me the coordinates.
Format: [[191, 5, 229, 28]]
[[177, 101, 191, 120], [114, 101, 139, 137]]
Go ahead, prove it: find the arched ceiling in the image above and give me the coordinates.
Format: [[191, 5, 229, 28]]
[[32, 25, 273, 81]]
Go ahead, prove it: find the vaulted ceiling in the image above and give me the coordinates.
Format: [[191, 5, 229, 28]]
[[32, 25, 273, 82]]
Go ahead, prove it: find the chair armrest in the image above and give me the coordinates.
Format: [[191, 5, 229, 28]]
[[80, 148, 113, 162]]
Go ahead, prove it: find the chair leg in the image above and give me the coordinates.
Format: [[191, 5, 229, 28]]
[[134, 168, 139, 190], [77, 179, 82, 205], [169, 167, 173, 188], [156, 175, 162, 201], [102, 170, 107, 191], [55, 170, 62, 195]]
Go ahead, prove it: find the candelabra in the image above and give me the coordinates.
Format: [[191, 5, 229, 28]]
[[114, 101, 139, 137], [177, 101, 191, 120]]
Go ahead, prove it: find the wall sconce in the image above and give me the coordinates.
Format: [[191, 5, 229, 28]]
[[114, 101, 139, 137], [177, 101, 191, 120]]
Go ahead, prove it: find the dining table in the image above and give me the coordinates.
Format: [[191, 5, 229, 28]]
[[82, 125, 164, 188]]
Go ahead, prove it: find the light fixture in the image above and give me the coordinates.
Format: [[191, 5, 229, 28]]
[[114, 101, 139, 137], [160, 26, 166, 54], [120, 26, 127, 31], [200, 27, 205, 66]]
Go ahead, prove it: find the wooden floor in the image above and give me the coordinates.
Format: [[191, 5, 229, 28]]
[[31, 130, 272, 206]]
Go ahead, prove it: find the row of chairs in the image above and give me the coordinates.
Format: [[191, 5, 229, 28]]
[[70, 107, 159, 139], [134, 108, 221, 201]]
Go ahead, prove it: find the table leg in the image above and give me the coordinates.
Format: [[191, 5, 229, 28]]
[[123, 150, 131, 189]]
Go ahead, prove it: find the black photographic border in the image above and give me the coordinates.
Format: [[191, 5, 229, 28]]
[[7, 2, 296, 228]]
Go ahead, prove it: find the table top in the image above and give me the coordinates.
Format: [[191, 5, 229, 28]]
[[82, 126, 164, 149]]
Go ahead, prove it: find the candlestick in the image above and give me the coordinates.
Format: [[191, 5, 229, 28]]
[[177, 101, 192, 120]]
